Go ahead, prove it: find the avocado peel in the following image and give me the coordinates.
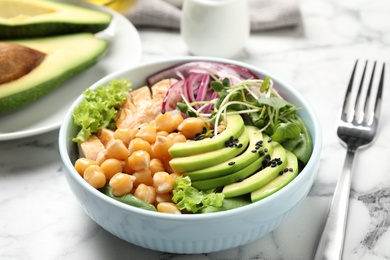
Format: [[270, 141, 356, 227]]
[[0, 0, 112, 39]]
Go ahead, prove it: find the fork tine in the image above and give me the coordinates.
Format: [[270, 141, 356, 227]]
[[341, 60, 359, 121], [362, 61, 376, 123], [372, 63, 385, 121], [353, 60, 368, 122]]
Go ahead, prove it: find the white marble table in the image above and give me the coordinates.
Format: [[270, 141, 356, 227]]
[[2, 0, 390, 259]]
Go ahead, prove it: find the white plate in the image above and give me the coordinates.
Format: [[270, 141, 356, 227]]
[[0, 5, 142, 141]]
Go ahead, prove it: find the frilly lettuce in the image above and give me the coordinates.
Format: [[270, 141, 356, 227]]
[[172, 176, 224, 213], [72, 79, 131, 143]]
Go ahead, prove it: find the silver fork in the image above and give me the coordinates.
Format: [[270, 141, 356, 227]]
[[314, 60, 385, 260]]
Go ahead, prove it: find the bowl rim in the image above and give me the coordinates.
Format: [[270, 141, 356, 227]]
[[59, 56, 322, 220]]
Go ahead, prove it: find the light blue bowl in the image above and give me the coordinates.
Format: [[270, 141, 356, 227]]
[[59, 57, 322, 254]]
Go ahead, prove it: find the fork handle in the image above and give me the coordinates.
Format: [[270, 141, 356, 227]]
[[314, 148, 356, 260]]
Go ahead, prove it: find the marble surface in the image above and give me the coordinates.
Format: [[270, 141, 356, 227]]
[[1, 0, 390, 259]]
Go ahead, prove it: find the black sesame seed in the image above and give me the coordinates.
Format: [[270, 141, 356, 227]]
[[268, 138, 272, 143], [284, 168, 289, 172], [279, 171, 284, 175], [289, 168, 294, 172], [258, 150, 265, 156], [228, 161, 235, 166], [251, 149, 257, 153], [237, 143, 243, 148], [264, 148, 268, 153], [277, 160, 283, 165]]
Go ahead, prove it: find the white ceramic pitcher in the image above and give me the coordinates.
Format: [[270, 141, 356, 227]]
[[181, 0, 250, 58]]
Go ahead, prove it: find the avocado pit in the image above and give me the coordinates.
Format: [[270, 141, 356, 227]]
[[0, 42, 46, 84]]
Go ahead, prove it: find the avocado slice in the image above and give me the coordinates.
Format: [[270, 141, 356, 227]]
[[169, 113, 245, 157], [222, 142, 288, 198], [191, 142, 273, 190], [186, 127, 271, 181], [169, 127, 250, 173], [0, 33, 107, 114], [251, 150, 298, 202], [0, 0, 112, 39]]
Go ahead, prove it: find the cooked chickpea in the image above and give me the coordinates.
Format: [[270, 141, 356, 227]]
[[100, 158, 124, 180], [177, 117, 206, 138], [171, 113, 184, 130], [109, 173, 136, 196], [153, 171, 174, 194], [128, 138, 152, 155], [155, 193, 173, 204], [156, 131, 169, 137], [155, 112, 176, 132], [151, 135, 174, 160], [149, 158, 166, 175], [135, 124, 157, 144], [134, 184, 156, 204], [83, 165, 106, 189], [106, 139, 129, 160], [167, 132, 187, 143], [127, 150, 150, 171], [157, 202, 181, 214], [114, 128, 137, 146], [132, 168, 153, 187], [74, 158, 97, 176]]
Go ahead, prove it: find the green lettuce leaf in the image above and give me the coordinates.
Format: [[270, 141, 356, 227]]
[[72, 79, 131, 143], [172, 176, 224, 214]]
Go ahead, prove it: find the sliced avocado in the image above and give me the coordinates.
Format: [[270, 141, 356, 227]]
[[186, 127, 270, 181], [251, 150, 298, 202], [222, 142, 288, 198], [169, 114, 245, 157], [169, 127, 249, 173], [191, 142, 273, 190], [0, 0, 112, 39], [0, 33, 107, 114]]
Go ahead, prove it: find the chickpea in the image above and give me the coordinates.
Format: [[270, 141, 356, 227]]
[[132, 168, 153, 187], [109, 173, 136, 196], [149, 158, 166, 176], [177, 117, 206, 138], [127, 150, 150, 171], [100, 158, 125, 180], [151, 135, 174, 160], [114, 128, 138, 146], [83, 165, 106, 189], [171, 113, 184, 130], [74, 158, 97, 176], [135, 124, 157, 144], [128, 138, 152, 155], [153, 171, 174, 194], [106, 139, 128, 160], [157, 202, 181, 214], [167, 132, 187, 143], [155, 112, 176, 132], [155, 193, 173, 204], [134, 184, 156, 204]]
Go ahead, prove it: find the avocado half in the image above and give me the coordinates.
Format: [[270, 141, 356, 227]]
[[0, 0, 112, 39], [0, 33, 108, 114]]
